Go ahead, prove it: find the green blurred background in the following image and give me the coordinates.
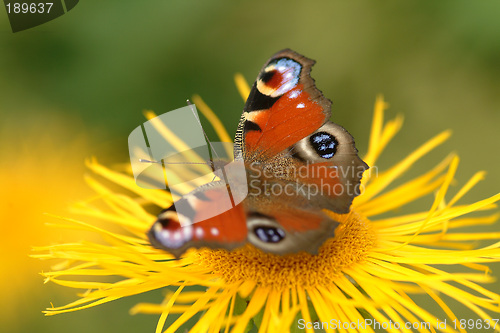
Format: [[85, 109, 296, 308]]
[[1, 1, 499, 332]]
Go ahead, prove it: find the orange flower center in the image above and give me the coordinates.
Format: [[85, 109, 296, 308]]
[[196, 211, 376, 290]]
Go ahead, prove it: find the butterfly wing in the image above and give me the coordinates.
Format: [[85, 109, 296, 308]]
[[235, 49, 368, 214], [235, 49, 331, 160], [243, 192, 340, 255], [148, 181, 248, 258], [148, 181, 339, 257]]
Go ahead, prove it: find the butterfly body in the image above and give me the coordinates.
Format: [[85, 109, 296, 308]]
[[148, 49, 368, 258]]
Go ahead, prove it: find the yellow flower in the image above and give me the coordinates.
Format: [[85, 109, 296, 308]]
[[35, 75, 500, 333]]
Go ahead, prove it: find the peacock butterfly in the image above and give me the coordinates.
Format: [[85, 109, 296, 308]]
[[148, 49, 368, 257]]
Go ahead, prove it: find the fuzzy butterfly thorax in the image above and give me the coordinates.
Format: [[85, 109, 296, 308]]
[[149, 49, 368, 258]]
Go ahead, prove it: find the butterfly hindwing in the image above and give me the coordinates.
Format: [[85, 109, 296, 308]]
[[149, 182, 339, 257], [290, 121, 368, 213], [244, 193, 340, 254]]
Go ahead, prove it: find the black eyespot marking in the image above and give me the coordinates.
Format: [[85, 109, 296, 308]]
[[310, 132, 338, 159], [254, 226, 286, 243], [260, 70, 275, 83], [244, 120, 262, 133]]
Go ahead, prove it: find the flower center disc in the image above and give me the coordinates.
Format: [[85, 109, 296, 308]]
[[196, 211, 375, 289]]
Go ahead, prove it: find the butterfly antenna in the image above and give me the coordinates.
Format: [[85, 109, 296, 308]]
[[186, 100, 221, 164], [186, 100, 232, 200], [140, 159, 208, 165]]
